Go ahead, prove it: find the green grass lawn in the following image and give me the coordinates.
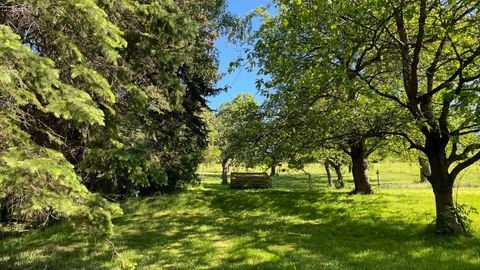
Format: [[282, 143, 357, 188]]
[[1, 163, 480, 269]]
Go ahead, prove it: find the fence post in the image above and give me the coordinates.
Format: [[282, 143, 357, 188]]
[[376, 170, 380, 189]]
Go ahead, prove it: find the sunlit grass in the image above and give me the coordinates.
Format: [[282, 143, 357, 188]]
[[200, 161, 480, 189], [1, 162, 480, 269]]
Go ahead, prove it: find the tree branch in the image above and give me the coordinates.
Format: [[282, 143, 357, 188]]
[[412, 0, 427, 74], [425, 35, 448, 92], [455, 129, 480, 136], [423, 45, 480, 98], [438, 98, 451, 132], [448, 143, 480, 164], [356, 73, 410, 109], [450, 151, 480, 183], [384, 131, 425, 152]]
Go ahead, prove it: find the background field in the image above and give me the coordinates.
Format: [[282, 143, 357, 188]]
[[1, 162, 479, 269], [200, 161, 480, 189]]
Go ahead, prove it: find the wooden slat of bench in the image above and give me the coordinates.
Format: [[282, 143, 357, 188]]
[[232, 177, 269, 181], [232, 175, 267, 177], [232, 173, 268, 177], [231, 179, 269, 183], [232, 177, 268, 180]]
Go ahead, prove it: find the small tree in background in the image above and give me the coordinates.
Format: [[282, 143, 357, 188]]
[[216, 94, 263, 183]]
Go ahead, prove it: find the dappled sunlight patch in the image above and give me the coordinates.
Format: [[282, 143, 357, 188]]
[[212, 238, 231, 249], [230, 248, 280, 267], [409, 247, 434, 258], [276, 215, 325, 226], [162, 228, 181, 237], [1, 169, 480, 269], [350, 249, 386, 261], [266, 244, 296, 254]]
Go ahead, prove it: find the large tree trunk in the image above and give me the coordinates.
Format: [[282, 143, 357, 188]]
[[425, 135, 463, 234], [324, 161, 332, 187], [349, 139, 372, 194], [270, 165, 276, 177], [431, 182, 462, 234], [221, 158, 230, 185]]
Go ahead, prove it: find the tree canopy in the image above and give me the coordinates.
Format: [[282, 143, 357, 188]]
[[0, 0, 234, 237], [246, 0, 480, 234]]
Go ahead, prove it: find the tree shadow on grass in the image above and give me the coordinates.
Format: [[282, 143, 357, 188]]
[[1, 186, 479, 269], [112, 190, 480, 269], [0, 223, 114, 270]]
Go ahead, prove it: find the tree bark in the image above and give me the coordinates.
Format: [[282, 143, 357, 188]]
[[221, 158, 230, 185], [418, 155, 431, 183], [270, 165, 276, 177], [324, 161, 332, 187], [331, 161, 344, 188], [425, 134, 463, 234], [349, 139, 372, 194], [1, 193, 14, 223], [431, 183, 463, 234]]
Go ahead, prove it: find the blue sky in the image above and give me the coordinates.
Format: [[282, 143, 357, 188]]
[[207, 0, 273, 110]]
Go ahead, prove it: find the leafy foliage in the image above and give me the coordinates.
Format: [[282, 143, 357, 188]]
[[0, 0, 233, 237], [0, 20, 121, 236], [216, 94, 263, 166], [249, 0, 480, 232]]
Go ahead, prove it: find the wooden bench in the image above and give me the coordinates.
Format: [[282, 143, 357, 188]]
[[230, 172, 272, 189]]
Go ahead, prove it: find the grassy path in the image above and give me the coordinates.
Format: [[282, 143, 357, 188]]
[[1, 172, 480, 269]]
